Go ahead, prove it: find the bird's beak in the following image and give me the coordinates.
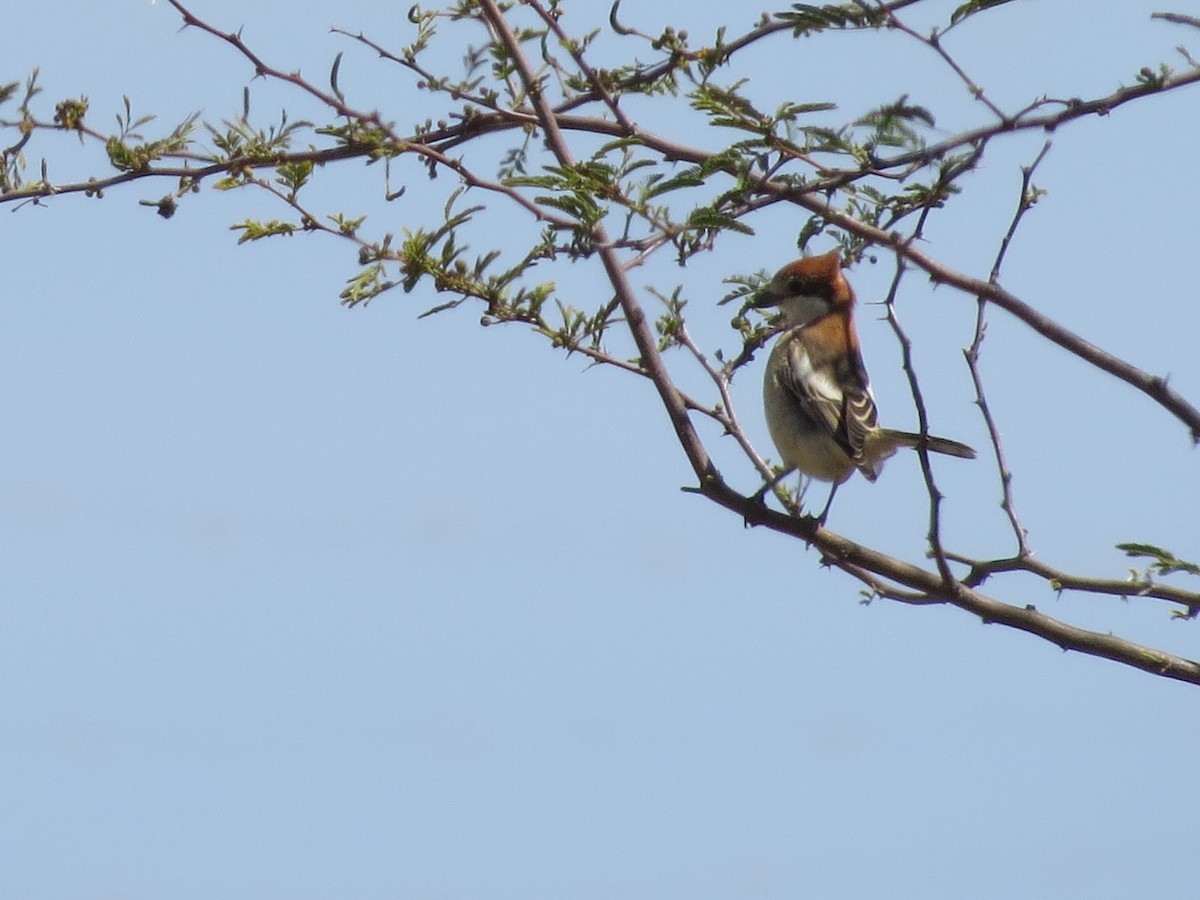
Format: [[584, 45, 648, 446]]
[[752, 286, 783, 309]]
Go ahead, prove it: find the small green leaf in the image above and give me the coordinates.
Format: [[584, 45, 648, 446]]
[[949, 0, 1018, 26], [230, 219, 297, 244], [686, 208, 754, 235], [644, 168, 707, 199], [1116, 542, 1200, 578], [778, 4, 866, 35]]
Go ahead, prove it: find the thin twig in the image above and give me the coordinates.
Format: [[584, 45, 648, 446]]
[[946, 550, 1200, 618], [881, 7, 1009, 121], [880, 221, 956, 588], [676, 324, 777, 487], [966, 141, 1053, 556]]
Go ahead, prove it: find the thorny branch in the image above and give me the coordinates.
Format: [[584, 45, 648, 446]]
[[966, 142, 1054, 559]]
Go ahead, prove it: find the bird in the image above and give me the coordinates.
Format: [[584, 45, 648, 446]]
[[753, 250, 975, 522]]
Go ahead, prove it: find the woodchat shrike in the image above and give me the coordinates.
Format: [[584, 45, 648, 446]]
[[754, 251, 975, 520]]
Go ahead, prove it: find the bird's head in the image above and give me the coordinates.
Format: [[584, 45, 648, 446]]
[[753, 250, 855, 328]]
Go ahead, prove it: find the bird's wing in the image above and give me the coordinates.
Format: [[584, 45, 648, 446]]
[[841, 384, 877, 461], [778, 331, 879, 465]]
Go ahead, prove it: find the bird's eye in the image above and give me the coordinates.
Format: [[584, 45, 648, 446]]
[[785, 275, 830, 300]]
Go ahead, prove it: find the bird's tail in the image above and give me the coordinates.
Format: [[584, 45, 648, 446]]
[[880, 429, 977, 460]]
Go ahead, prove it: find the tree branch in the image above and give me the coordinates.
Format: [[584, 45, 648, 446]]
[[717, 483, 1200, 685]]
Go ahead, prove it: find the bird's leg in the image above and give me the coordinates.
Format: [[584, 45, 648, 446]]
[[809, 480, 840, 527]]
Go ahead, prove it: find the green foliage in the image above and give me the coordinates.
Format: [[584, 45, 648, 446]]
[[1118, 543, 1200, 579], [1118, 542, 1200, 619], [0, 70, 43, 194], [691, 80, 838, 145], [329, 212, 367, 237], [104, 98, 197, 172], [53, 96, 88, 131], [651, 286, 687, 351], [336, 189, 562, 338], [507, 162, 611, 228], [276, 160, 314, 197], [315, 118, 397, 152], [208, 106, 311, 164], [852, 96, 935, 156], [231, 219, 299, 243], [403, 5, 439, 62], [342, 260, 397, 307], [948, 0, 1020, 27], [0, 0, 1165, 341], [777, 3, 883, 35]]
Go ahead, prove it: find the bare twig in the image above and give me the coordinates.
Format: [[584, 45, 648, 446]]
[[966, 141, 1053, 556], [881, 7, 1009, 121], [947, 551, 1200, 619], [676, 324, 777, 487], [880, 244, 957, 588]]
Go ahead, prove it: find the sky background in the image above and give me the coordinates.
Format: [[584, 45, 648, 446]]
[[3, 1, 1199, 898]]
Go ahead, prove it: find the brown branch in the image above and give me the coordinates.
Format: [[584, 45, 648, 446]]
[[165, 0, 364, 121], [906, 242, 1200, 441], [0, 131, 580, 232], [526, 0, 636, 134], [711, 482, 1200, 685], [597, 0, 928, 109], [478, 0, 720, 491], [1151, 11, 1200, 30], [950, 551, 1200, 618], [877, 63, 1200, 171]]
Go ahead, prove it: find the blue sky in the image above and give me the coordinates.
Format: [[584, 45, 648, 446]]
[[3, 2, 1199, 898]]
